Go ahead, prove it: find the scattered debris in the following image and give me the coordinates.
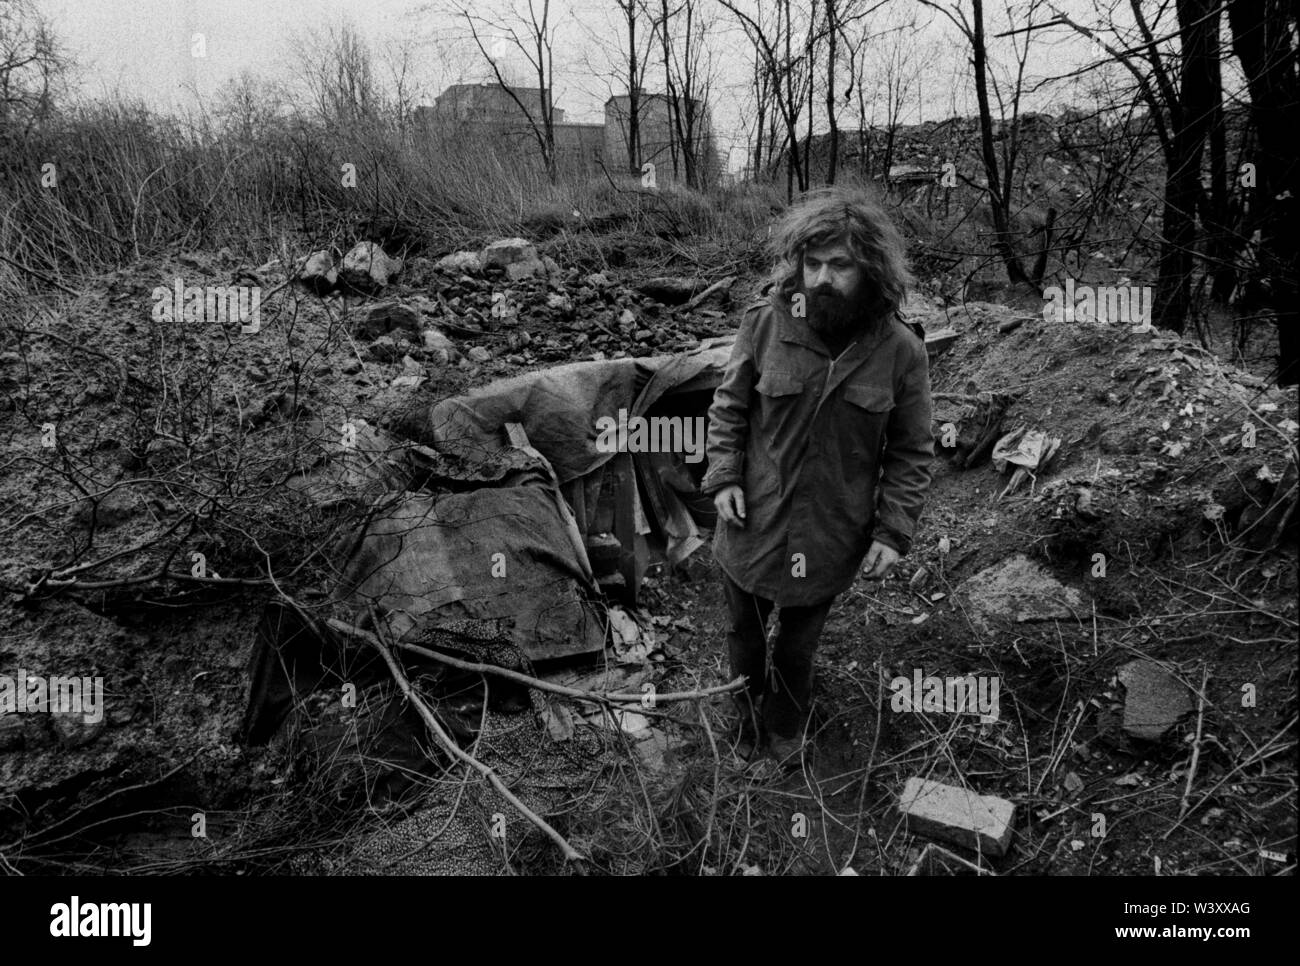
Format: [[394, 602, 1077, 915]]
[[922, 327, 960, 356], [905, 842, 996, 875], [608, 606, 659, 663], [356, 302, 421, 340], [299, 249, 337, 292], [992, 426, 1059, 472], [421, 327, 461, 365], [957, 554, 1084, 626], [435, 250, 482, 275], [340, 241, 402, 290], [480, 237, 545, 281], [1117, 659, 1194, 741], [991, 425, 1063, 497], [899, 777, 1016, 857], [636, 276, 704, 304]]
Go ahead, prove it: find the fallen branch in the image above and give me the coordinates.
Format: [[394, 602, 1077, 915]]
[[325, 617, 744, 706], [686, 275, 736, 310], [362, 605, 586, 864], [697, 701, 722, 875], [28, 568, 274, 597], [0, 253, 81, 297], [1183, 715, 1296, 830], [1163, 665, 1210, 839]]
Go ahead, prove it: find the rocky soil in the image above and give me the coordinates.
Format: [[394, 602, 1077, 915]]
[[1, 233, 1294, 875]]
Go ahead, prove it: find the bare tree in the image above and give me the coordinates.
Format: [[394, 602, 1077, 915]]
[[1046, 3, 1239, 314], [576, 0, 654, 176], [1228, 0, 1299, 385], [747, 35, 777, 176], [722, 0, 814, 199], [921, 0, 1045, 288], [1150, 0, 1221, 333], [211, 70, 288, 140], [819, 0, 884, 184], [824, 0, 840, 183], [653, 0, 720, 189], [380, 35, 434, 137], [295, 22, 379, 124], [447, 0, 564, 182], [619, 0, 648, 174], [0, 0, 68, 134], [843, 14, 938, 181]]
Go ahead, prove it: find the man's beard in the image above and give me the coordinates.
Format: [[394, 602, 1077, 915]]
[[799, 281, 873, 342]]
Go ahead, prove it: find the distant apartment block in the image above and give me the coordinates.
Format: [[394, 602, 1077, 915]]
[[416, 83, 718, 184], [604, 91, 714, 178]]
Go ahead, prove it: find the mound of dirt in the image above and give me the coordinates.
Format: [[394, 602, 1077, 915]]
[[925, 298, 1297, 562]]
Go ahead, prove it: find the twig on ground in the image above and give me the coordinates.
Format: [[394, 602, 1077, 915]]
[[698, 702, 722, 875], [361, 604, 585, 864], [0, 253, 80, 297], [1164, 665, 1211, 840], [325, 616, 744, 705]]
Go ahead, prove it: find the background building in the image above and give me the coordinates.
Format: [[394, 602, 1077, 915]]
[[418, 83, 718, 185]]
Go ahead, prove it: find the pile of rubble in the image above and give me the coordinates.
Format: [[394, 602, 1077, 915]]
[[297, 236, 740, 379]]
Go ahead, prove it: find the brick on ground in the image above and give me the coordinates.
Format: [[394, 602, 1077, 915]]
[[898, 777, 1015, 857]]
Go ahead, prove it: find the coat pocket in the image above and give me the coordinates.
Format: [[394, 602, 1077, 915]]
[[755, 370, 804, 398], [753, 370, 805, 451], [842, 382, 894, 413], [841, 382, 894, 478]]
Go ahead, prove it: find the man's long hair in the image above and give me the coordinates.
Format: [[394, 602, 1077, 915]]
[[769, 185, 912, 325]]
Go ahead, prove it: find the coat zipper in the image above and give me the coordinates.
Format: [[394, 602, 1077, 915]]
[[817, 340, 858, 414]]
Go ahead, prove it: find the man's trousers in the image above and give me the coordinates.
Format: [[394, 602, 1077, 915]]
[[722, 572, 835, 740]]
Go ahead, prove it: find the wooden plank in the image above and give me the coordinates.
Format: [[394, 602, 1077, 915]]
[[924, 327, 960, 359], [503, 421, 531, 448]]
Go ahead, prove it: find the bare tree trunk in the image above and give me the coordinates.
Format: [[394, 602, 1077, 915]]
[[721, 0, 805, 197], [458, 1, 559, 182], [804, 6, 815, 187], [970, 0, 1031, 287], [783, 0, 806, 195], [1205, 50, 1234, 303], [1229, 0, 1300, 385], [752, 50, 767, 176], [1154, 0, 1220, 333], [622, 0, 641, 174], [825, 0, 839, 184], [660, 0, 680, 179]]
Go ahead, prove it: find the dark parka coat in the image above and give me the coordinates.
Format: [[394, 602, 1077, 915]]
[[700, 292, 935, 606]]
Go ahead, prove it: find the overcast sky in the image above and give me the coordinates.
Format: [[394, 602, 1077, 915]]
[[38, 0, 1125, 170]]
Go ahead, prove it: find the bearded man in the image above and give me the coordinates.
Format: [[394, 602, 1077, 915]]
[[700, 186, 935, 762]]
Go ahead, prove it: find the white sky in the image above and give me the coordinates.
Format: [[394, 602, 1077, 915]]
[[38, 0, 1130, 171]]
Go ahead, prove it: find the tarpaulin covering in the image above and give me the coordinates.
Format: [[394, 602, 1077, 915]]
[[414, 340, 735, 485], [330, 457, 604, 661], [242, 340, 739, 743]]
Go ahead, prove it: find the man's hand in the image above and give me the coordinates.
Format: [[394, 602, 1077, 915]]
[[713, 485, 746, 528], [862, 540, 900, 579]]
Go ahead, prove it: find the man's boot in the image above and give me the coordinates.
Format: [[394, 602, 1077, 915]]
[[766, 730, 805, 764], [761, 596, 832, 764], [733, 714, 760, 762], [722, 575, 772, 764]]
